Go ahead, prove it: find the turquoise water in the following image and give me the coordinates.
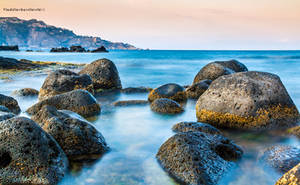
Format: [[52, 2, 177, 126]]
[[0, 50, 300, 185]]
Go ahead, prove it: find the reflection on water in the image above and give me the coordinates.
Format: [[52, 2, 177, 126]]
[[0, 50, 300, 185]]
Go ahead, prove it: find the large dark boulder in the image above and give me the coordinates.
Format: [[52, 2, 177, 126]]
[[193, 60, 248, 84], [39, 69, 94, 100], [196, 71, 300, 130], [31, 106, 109, 161], [259, 145, 300, 173], [0, 94, 21, 114], [185, 79, 211, 99], [172, 121, 221, 135], [0, 117, 68, 185], [150, 98, 183, 114], [148, 83, 187, 103], [79, 58, 122, 91], [27, 90, 100, 118], [276, 163, 300, 185], [12, 88, 39, 97], [156, 131, 243, 185]]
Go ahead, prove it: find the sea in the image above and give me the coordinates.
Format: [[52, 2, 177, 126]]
[[1, 50, 300, 185]]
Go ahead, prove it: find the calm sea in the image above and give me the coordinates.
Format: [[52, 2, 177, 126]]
[[1, 50, 300, 185]]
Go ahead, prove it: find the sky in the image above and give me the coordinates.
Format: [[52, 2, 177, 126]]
[[0, 0, 300, 50]]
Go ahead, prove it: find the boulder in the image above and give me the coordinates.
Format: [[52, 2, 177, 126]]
[[113, 100, 149, 107], [31, 106, 109, 161], [150, 98, 183, 114], [121, 87, 152, 94], [79, 58, 122, 91], [0, 94, 21, 114], [276, 163, 300, 185], [148, 83, 187, 103], [156, 131, 243, 185], [193, 60, 248, 84], [172, 121, 221, 135], [259, 146, 300, 173], [185, 79, 211, 99], [27, 90, 100, 118], [0, 117, 68, 185], [39, 69, 94, 100], [12, 88, 39, 97], [196, 71, 300, 130], [0, 105, 11, 113]]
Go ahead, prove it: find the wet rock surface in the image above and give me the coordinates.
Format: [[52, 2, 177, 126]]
[[0, 94, 21, 114], [0, 117, 68, 185], [172, 121, 221, 135], [196, 71, 300, 130], [286, 126, 300, 138], [148, 83, 187, 103], [39, 69, 94, 100], [27, 89, 101, 118], [150, 98, 183, 114], [12, 88, 39, 97], [156, 131, 243, 185], [260, 145, 300, 173], [31, 105, 109, 161], [193, 60, 248, 84], [276, 163, 300, 185], [185, 79, 211, 99], [113, 100, 149, 107], [79, 58, 122, 91], [0, 111, 15, 121]]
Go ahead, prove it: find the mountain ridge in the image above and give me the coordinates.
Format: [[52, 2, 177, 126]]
[[0, 17, 138, 50]]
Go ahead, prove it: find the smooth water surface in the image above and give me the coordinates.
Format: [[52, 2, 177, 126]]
[[0, 50, 300, 185]]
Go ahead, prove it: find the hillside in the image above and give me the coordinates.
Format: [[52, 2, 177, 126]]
[[0, 17, 138, 50]]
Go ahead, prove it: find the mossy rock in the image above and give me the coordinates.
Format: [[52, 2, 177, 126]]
[[12, 88, 39, 97], [185, 79, 211, 99], [0, 94, 21, 114], [196, 71, 300, 130], [148, 83, 187, 103], [276, 163, 300, 185], [150, 98, 183, 114]]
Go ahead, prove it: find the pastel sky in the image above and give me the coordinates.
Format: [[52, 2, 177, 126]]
[[1, 0, 300, 50]]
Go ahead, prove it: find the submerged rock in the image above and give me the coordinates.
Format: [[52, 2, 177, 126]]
[[185, 79, 211, 99], [156, 131, 243, 185], [31, 106, 109, 161], [148, 83, 187, 103], [27, 90, 100, 118], [196, 71, 300, 130], [12, 88, 39, 97], [121, 87, 152, 94], [260, 145, 300, 173], [0, 117, 68, 185], [79, 58, 122, 91], [39, 69, 94, 100], [172, 121, 221, 135], [150, 98, 183, 114], [276, 163, 300, 185], [193, 60, 248, 84], [0, 94, 21, 114], [286, 126, 300, 138], [113, 100, 149, 107]]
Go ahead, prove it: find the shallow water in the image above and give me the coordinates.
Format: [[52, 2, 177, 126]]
[[0, 50, 300, 185]]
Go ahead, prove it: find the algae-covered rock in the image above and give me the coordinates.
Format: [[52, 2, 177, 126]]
[[193, 60, 248, 84], [276, 163, 300, 185], [150, 98, 183, 114], [196, 71, 299, 130], [12, 88, 39, 97], [31, 105, 109, 161], [39, 69, 93, 100], [286, 126, 300, 138], [156, 131, 243, 185], [0, 94, 21, 114], [79, 58, 122, 91], [260, 145, 300, 173], [0, 117, 68, 185], [148, 83, 186, 103], [172, 121, 221, 135], [27, 89, 100, 118]]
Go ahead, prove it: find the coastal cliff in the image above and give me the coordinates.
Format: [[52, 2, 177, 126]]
[[0, 17, 138, 50]]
